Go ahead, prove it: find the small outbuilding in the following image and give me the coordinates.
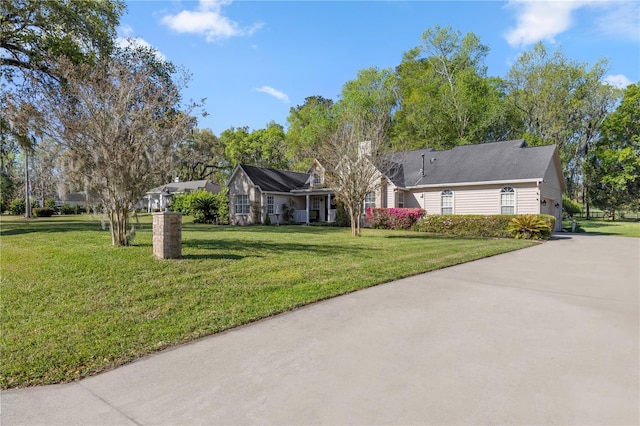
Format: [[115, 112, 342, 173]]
[[143, 179, 222, 212]]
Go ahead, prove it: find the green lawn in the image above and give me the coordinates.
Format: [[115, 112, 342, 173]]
[[563, 218, 640, 238], [1, 214, 535, 389]]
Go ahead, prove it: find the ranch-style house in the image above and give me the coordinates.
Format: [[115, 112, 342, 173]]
[[226, 139, 565, 231]]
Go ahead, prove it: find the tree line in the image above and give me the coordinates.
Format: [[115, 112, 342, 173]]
[[174, 26, 639, 220], [1, 1, 638, 245]]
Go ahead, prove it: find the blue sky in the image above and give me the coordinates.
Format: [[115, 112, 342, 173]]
[[119, 0, 640, 135]]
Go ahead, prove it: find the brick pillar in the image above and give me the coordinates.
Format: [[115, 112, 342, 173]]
[[153, 212, 182, 259]]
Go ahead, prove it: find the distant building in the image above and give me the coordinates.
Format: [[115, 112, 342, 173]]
[[143, 180, 222, 212]]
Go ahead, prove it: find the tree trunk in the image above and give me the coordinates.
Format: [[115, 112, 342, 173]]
[[349, 207, 357, 236], [583, 186, 591, 220], [348, 202, 362, 237], [24, 151, 31, 218], [108, 202, 130, 246]]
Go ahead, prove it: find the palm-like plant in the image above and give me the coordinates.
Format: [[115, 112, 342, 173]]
[[507, 215, 552, 240]]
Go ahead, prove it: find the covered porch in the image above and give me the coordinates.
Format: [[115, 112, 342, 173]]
[[290, 189, 337, 224]]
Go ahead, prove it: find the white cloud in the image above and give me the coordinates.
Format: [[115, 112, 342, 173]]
[[505, 1, 585, 48], [255, 86, 290, 103], [593, 1, 640, 40], [160, 0, 262, 42], [116, 25, 166, 60], [505, 0, 640, 47], [603, 74, 633, 88]]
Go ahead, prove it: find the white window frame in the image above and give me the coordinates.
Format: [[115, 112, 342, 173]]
[[235, 194, 250, 214], [364, 192, 376, 211], [312, 173, 323, 186], [266, 195, 274, 214], [397, 191, 405, 208], [500, 187, 515, 215], [311, 196, 321, 210], [441, 189, 453, 214]]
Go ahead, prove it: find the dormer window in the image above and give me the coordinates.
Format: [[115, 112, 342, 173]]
[[312, 172, 323, 186]]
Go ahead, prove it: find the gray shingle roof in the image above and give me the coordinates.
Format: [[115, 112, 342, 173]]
[[383, 140, 558, 188], [240, 165, 310, 192]]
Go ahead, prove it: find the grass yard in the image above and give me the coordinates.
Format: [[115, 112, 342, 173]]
[[1, 214, 536, 389], [563, 218, 640, 238]]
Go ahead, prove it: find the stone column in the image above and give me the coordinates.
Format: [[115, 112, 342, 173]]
[[153, 212, 182, 259]]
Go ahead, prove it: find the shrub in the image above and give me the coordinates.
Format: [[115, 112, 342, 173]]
[[264, 212, 271, 225], [44, 198, 57, 210], [366, 208, 426, 230], [413, 214, 555, 240], [9, 198, 26, 216], [562, 195, 583, 217], [333, 202, 350, 227], [507, 214, 552, 240], [414, 214, 513, 238], [0, 172, 15, 213], [32, 207, 55, 217], [60, 203, 76, 215], [281, 198, 296, 224], [191, 191, 218, 224], [214, 191, 229, 224], [171, 193, 189, 214], [172, 189, 228, 224]]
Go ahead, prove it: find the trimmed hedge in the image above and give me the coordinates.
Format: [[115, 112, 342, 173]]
[[413, 214, 556, 240], [32, 207, 55, 218]]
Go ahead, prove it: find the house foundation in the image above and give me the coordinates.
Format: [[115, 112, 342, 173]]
[[153, 212, 182, 259]]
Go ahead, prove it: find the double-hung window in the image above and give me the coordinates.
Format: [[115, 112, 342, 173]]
[[364, 192, 376, 211], [441, 190, 453, 214], [500, 187, 515, 214], [235, 194, 250, 214], [397, 191, 405, 208], [266, 195, 274, 214]]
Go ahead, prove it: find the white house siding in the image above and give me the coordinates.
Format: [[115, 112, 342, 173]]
[[384, 184, 395, 208], [411, 183, 540, 216], [540, 163, 564, 231], [423, 190, 441, 214], [515, 185, 540, 214], [404, 192, 422, 209], [540, 163, 563, 204], [261, 193, 294, 225]]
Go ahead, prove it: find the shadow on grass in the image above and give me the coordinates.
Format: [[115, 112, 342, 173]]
[[181, 224, 346, 236], [0, 217, 109, 236], [383, 233, 504, 240], [181, 236, 375, 260], [181, 253, 247, 260]]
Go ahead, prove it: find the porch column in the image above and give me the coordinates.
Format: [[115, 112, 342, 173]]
[[327, 193, 332, 223], [306, 194, 310, 224]]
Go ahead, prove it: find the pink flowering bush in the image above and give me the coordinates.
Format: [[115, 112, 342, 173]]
[[366, 208, 426, 230]]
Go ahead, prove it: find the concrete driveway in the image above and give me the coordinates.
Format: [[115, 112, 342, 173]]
[[2, 234, 639, 425]]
